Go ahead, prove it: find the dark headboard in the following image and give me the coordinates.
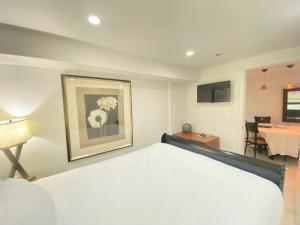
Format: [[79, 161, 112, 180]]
[[161, 133, 286, 191]]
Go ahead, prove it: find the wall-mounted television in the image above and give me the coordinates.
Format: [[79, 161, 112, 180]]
[[197, 81, 230, 103]]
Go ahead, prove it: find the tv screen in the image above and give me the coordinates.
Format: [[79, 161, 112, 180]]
[[197, 81, 230, 103]]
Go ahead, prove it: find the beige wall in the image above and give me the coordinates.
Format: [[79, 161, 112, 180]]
[[298, 163, 300, 225], [0, 64, 186, 179], [246, 61, 300, 124]]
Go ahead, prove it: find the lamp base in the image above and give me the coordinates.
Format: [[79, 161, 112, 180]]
[[15, 176, 38, 182], [14, 175, 37, 182], [25, 176, 37, 182], [1, 144, 33, 180]]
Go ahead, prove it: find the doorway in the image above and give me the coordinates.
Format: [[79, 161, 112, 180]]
[[244, 61, 300, 225]]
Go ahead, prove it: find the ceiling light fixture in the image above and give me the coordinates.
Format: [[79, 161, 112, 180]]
[[88, 15, 101, 25], [185, 50, 194, 57], [285, 64, 295, 89], [260, 68, 268, 91]]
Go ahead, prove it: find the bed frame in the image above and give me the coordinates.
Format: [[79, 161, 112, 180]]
[[161, 133, 286, 191]]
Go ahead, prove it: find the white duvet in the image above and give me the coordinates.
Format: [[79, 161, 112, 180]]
[[36, 143, 283, 225]]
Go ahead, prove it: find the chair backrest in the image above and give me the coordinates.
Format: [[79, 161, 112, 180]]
[[245, 121, 258, 133], [254, 116, 271, 124], [245, 122, 258, 138]]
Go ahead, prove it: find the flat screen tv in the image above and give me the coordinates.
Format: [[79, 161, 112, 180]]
[[197, 81, 230, 103]]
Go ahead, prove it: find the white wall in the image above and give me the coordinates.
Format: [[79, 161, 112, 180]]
[[246, 62, 300, 124], [170, 82, 187, 133], [186, 46, 300, 153], [0, 64, 183, 179], [0, 24, 190, 180], [187, 67, 242, 151]]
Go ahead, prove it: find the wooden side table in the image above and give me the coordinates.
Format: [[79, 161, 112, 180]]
[[173, 132, 220, 149]]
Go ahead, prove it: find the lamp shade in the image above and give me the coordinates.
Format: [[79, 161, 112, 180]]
[[0, 119, 32, 149], [285, 81, 295, 89]]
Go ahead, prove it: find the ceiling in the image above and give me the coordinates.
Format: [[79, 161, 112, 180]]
[[0, 0, 299, 70]]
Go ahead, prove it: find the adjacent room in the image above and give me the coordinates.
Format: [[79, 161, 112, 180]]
[[0, 1, 299, 225], [245, 61, 300, 224]]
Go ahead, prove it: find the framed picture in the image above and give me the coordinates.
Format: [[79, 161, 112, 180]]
[[61, 75, 133, 161]]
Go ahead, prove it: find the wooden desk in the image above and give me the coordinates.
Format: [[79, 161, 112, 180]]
[[173, 132, 220, 149]]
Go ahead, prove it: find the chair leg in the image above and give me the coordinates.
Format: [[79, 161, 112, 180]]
[[258, 145, 262, 153], [254, 149, 257, 159], [244, 143, 248, 155]]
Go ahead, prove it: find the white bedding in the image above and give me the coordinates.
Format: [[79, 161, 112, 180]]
[[36, 143, 283, 225]]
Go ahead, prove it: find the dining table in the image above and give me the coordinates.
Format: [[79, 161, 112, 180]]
[[258, 124, 300, 158]]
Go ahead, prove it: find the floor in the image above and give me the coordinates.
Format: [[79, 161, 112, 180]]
[[245, 149, 298, 225]]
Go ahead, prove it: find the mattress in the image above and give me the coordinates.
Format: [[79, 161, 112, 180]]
[[36, 143, 283, 225]]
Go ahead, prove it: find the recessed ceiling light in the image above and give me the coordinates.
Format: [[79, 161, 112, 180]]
[[88, 15, 101, 25], [185, 50, 194, 57]]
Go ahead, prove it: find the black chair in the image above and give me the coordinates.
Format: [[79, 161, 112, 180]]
[[254, 116, 271, 124], [244, 122, 268, 159]]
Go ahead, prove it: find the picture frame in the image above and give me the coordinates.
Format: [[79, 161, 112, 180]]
[[61, 75, 133, 161]]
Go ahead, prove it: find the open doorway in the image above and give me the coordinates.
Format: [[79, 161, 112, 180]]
[[244, 61, 300, 225]]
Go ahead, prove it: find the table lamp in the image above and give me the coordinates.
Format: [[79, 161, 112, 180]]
[[0, 118, 34, 180]]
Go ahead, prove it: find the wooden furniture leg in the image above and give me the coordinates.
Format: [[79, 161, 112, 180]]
[[244, 142, 248, 155], [9, 144, 23, 178], [2, 144, 29, 179]]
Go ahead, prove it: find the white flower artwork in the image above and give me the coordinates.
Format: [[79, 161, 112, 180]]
[[87, 96, 118, 135], [87, 109, 108, 128], [97, 96, 118, 111], [62, 75, 132, 161]]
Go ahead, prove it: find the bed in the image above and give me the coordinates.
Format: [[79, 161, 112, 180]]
[[0, 134, 285, 225]]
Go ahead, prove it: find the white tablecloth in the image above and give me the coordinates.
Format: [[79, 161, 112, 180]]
[[259, 125, 300, 157]]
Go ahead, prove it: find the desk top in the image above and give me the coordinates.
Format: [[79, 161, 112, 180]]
[[174, 132, 219, 144]]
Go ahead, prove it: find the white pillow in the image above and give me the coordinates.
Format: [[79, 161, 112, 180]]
[[0, 178, 57, 225]]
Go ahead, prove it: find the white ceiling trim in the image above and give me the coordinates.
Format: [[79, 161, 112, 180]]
[[0, 24, 193, 81]]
